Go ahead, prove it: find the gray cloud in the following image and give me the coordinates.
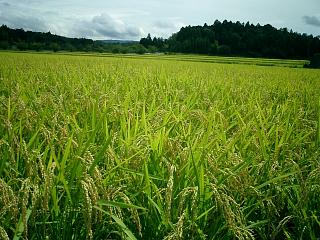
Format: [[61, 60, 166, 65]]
[[303, 16, 320, 27], [154, 21, 174, 29], [0, 1, 50, 32], [0, 12, 49, 32], [153, 20, 185, 30], [0, 2, 145, 40], [72, 13, 144, 40], [0, 2, 10, 7]]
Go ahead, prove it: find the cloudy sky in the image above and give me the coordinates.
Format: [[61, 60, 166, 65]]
[[0, 0, 319, 40]]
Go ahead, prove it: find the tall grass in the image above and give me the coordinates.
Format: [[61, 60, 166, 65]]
[[0, 52, 320, 239]]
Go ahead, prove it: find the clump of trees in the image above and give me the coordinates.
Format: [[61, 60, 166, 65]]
[[140, 34, 167, 52], [107, 43, 148, 54]]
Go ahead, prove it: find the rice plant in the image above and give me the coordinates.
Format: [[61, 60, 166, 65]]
[[0, 52, 320, 239]]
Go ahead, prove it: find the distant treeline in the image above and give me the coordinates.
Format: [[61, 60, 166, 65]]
[[140, 20, 320, 59], [1, 21, 320, 59], [0, 25, 148, 54]]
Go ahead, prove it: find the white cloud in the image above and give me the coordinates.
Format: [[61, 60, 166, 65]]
[[71, 13, 145, 40]]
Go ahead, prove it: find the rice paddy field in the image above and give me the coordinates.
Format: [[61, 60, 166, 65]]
[[0, 51, 320, 240]]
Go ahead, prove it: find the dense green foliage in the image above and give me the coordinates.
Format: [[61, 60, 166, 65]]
[[306, 53, 320, 68], [0, 52, 320, 240], [2, 19, 320, 60], [140, 20, 320, 59]]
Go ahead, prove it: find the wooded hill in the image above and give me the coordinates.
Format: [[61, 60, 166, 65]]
[[0, 25, 147, 53], [140, 20, 320, 59], [1, 20, 320, 60], [0, 25, 94, 52]]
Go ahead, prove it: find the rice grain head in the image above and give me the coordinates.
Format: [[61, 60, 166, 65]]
[[0, 226, 9, 240]]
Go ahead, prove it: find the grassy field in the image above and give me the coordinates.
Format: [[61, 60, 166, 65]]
[[1, 50, 309, 68], [57, 52, 309, 68], [0, 52, 320, 239]]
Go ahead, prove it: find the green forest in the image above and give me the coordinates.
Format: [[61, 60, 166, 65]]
[[1, 20, 320, 59], [140, 20, 320, 59]]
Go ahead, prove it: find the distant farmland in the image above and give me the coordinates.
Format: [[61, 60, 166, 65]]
[[0, 52, 319, 239]]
